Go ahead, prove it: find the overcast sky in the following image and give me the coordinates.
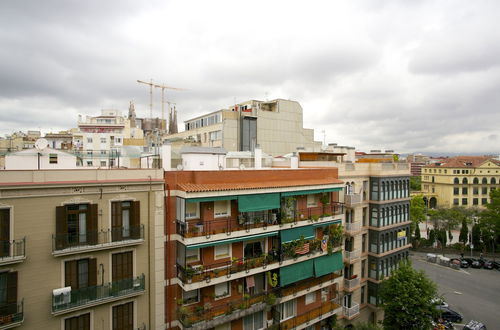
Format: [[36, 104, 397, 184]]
[[1, 0, 499, 154]]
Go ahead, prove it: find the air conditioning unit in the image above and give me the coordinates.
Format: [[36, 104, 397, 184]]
[[53, 287, 71, 306]]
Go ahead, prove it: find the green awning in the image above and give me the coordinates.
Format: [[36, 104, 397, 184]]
[[280, 226, 315, 243], [281, 187, 342, 197], [280, 259, 314, 287], [314, 252, 343, 277], [187, 196, 237, 203], [238, 193, 281, 212], [186, 231, 278, 250], [312, 219, 342, 228]]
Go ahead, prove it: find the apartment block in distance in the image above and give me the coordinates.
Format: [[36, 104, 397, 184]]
[[421, 156, 500, 209], [165, 167, 346, 330], [298, 146, 411, 324], [0, 169, 165, 329]]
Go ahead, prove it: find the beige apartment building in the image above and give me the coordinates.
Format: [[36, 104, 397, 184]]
[[165, 99, 322, 156], [421, 156, 500, 209], [0, 169, 165, 330]]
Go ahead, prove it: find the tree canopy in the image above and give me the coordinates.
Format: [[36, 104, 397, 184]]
[[379, 260, 438, 330], [479, 189, 500, 252]]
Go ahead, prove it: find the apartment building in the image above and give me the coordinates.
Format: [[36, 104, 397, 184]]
[[0, 169, 165, 330], [421, 156, 500, 209], [165, 99, 322, 156], [165, 167, 346, 330], [299, 147, 411, 324]]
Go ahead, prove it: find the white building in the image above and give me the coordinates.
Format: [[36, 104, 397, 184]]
[[4, 148, 79, 170]]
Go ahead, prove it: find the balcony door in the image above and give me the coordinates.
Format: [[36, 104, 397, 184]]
[[65, 258, 97, 289], [112, 201, 140, 241], [0, 209, 9, 257], [0, 271, 17, 317], [56, 204, 97, 250], [65, 313, 90, 330], [112, 251, 133, 289], [112, 301, 133, 330]]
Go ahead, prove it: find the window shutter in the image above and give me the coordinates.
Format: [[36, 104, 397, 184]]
[[131, 201, 141, 239], [6, 271, 17, 304], [65, 260, 78, 288], [88, 204, 98, 245], [88, 258, 97, 287], [56, 206, 67, 250], [111, 202, 122, 242]]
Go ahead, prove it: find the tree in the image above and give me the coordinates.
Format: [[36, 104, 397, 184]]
[[471, 224, 481, 250], [379, 260, 438, 330], [479, 189, 500, 253], [414, 225, 421, 240], [459, 219, 468, 245], [410, 195, 426, 237], [410, 176, 421, 191]]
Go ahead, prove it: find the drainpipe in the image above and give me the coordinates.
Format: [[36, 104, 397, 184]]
[[148, 176, 152, 329], [165, 182, 172, 329]]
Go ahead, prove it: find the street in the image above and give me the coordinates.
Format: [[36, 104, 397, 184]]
[[410, 252, 500, 329]]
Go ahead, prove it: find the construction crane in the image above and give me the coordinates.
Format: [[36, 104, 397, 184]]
[[136, 79, 186, 126]]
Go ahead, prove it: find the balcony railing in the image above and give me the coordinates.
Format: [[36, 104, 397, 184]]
[[343, 303, 360, 319], [52, 274, 145, 314], [176, 203, 344, 239], [343, 277, 360, 290], [344, 193, 362, 207], [345, 222, 361, 234], [52, 225, 144, 255], [344, 249, 360, 262], [279, 272, 342, 298], [0, 300, 24, 328], [279, 300, 341, 330], [0, 238, 26, 265], [177, 254, 280, 284]]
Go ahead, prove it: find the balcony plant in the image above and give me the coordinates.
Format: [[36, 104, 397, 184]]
[[265, 292, 277, 306], [185, 266, 196, 283], [320, 192, 330, 205]]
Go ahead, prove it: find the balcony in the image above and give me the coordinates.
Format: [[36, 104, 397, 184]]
[[343, 249, 360, 263], [344, 193, 362, 207], [52, 225, 144, 256], [279, 300, 342, 330], [345, 222, 361, 235], [52, 274, 145, 315], [342, 303, 360, 319], [178, 291, 270, 329], [343, 277, 360, 291], [0, 239, 26, 266], [0, 300, 24, 329], [280, 272, 342, 298]]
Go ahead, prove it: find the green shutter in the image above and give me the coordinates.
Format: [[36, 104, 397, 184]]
[[186, 231, 278, 249], [187, 196, 237, 203], [279, 259, 314, 287], [314, 252, 343, 277], [238, 193, 281, 212], [280, 226, 315, 243], [281, 188, 342, 197]]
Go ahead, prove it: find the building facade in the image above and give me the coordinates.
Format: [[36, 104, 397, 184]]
[[0, 169, 165, 329], [165, 168, 346, 330], [421, 156, 500, 209]]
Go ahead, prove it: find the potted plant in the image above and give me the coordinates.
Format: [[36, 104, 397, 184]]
[[185, 266, 196, 283], [265, 293, 277, 306]]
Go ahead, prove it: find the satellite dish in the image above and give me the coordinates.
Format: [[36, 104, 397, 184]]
[[176, 164, 184, 171], [35, 138, 49, 151], [239, 164, 246, 170]]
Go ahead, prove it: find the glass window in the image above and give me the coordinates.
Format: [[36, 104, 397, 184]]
[[49, 153, 58, 164], [473, 187, 479, 195], [462, 187, 468, 195], [87, 137, 93, 143], [473, 198, 478, 205], [482, 198, 488, 205], [280, 300, 296, 320], [186, 249, 199, 263], [214, 282, 230, 299], [100, 138, 106, 143], [482, 187, 488, 194], [453, 187, 459, 195], [214, 200, 230, 217], [214, 244, 230, 259], [305, 292, 316, 305], [453, 198, 459, 206], [307, 194, 318, 207], [185, 202, 199, 219], [183, 289, 200, 305], [462, 198, 468, 205], [243, 311, 264, 330], [244, 241, 263, 259]]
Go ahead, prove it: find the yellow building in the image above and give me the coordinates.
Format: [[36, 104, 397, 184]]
[[421, 156, 500, 209]]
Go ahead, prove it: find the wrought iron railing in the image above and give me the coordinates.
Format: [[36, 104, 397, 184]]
[[0, 300, 24, 326], [0, 238, 25, 262]]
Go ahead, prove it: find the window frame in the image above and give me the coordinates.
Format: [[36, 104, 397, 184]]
[[214, 244, 231, 260], [214, 200, 231, 218], [214, 282, 231, 300]]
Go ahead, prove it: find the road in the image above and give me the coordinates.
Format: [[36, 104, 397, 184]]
[[410, 252, 500, 329]]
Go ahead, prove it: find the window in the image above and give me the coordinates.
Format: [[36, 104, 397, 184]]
[[186, 249, 199, 263], [305, 292, 316, 305], [482, 187, 488, 194], [307, 194, 318, 207], [112, 201, 140, 241], [462, 198, 468, 205], [100, 138, 106, 143], [453, 198, 459, 206], [100, 150, 107, 155], [0, 271, 17, 316], [492, 178, 497, 184], [209, 130, 222, 141], [463, 177, 468, 184], [243, 311, 264, 330], [482, 178, 488, 184], [65, 258, 96, 289], [462, 187, 468, 195], [100, 161, 107, 167], [473, 178, 479, 184], [482, 198, 488, 205], [244, 241, 263, 259], [361, 285, 366, 304], [86, 161, 93, 166], [361, 260, 366, 278], [87, 150, 93, 156], [49, 153, 58, 164], [453, 187, 459, 195], [183, 289, 200, 305], [185, 202, 199, 219], [214, 200, 230, 218], [214, 244, 230, 259], [473, 187, 479, 195], [0, 209, 10, 258], [473, 198, 478, 205], [279, 300, 296, 320], [112, 301, 133, 330], [87, 137, 93, 143], [453, 178, 459, 184], [215, 282, 230, 299], [65, 313, 90, 330], [55, 204, 98, 249]]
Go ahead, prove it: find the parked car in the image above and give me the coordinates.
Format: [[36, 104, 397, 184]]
[[491, 261, 500, 270], [437, 306, 463, 323], [431, 297, 449, 308], [463, 320, 487, 330], [471, 259, 484, 268], [460, 259, 470, 268], [483, 260, 494, 269]]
